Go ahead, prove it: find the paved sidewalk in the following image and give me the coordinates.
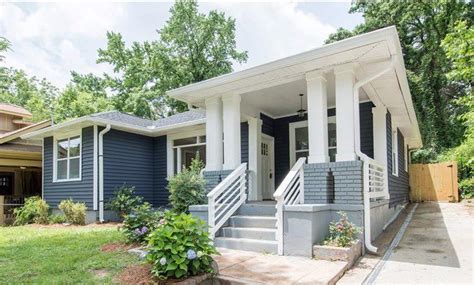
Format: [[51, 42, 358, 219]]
[[339, 202, 474, 284], [214, 248, 348, 284]]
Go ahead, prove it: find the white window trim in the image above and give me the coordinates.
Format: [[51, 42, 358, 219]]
[[404, 143, 408, 172], [166, 128, 206, 177], [392, 127, 398, 176], [289, 116, 336, 166], [53, 131, 82, 183]]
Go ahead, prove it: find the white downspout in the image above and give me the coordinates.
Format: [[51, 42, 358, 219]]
[[353, 56, 396, 253], [98, 124, 111, 222]]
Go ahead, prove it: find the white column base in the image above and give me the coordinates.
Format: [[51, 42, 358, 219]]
[[308, 155, 330, 164], [336, 153, 357, 162]]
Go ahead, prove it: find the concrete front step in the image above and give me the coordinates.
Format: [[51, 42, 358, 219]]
[[219, 227, 277, 240], [214, 237, 278, 254], [237, 203, 276, 216], [228, 215, 277, 229]]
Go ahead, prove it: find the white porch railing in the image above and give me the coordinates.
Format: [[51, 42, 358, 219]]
[[361, 155, 388, 253], [207, 163, 247, 239], [273, 157, 306, 255]]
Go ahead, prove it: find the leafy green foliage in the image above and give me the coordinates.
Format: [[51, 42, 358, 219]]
[[106, 184, 145, 219], [13, 196, 50, 226], [48, 214, 67, 224], [95, 0, 247, 118], [324, 211, 361, 248], [121, 203, 164, 244], [326, 1, 473, 153], [58, 199, 87, 225], [168, 158, 206, 213], [147, 211, 218, 280]]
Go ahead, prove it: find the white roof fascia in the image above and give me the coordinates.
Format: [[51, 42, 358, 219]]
[[167, 26, 398, 100]]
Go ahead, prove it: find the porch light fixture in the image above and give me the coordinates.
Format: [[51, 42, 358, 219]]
[[297, 93, 305, 118]]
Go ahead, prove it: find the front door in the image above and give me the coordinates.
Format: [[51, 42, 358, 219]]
[[261, 135, 275, 200]]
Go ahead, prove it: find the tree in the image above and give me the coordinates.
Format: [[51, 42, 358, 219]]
[[325, 1, 473, 154], [54, 86, 112, 122], [95, 0, 247, 118]]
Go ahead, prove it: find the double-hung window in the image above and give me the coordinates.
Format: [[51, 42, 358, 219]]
[[54, 135, 81, 181]]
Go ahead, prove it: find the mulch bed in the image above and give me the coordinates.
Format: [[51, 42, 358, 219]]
[[115, 264, 156, 285]]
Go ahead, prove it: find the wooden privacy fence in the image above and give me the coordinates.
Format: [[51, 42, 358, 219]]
[[409, 162, 458, 202]]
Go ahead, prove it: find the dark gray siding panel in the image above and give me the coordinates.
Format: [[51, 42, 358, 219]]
[[103, 130, 154, 205], [273, 113, 307, 187], [387, 112, 409, 207], [153, 136, 168, 206], [261, 113, 274, 137], [43, 127, 94, 208], [360, 102, 374, 159], [241, 122, 249, 164]]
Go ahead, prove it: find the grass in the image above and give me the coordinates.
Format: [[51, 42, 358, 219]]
[[0, 225, 140, 284]]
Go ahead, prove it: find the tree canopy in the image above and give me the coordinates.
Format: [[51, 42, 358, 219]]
[[326, 0, 473, 153], [0, 0, 247, 122]]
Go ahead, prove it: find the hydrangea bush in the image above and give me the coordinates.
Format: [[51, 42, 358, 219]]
[[121, 203, 164, 244], [324, 211, 361, 247], [147, 211, 218, 280]]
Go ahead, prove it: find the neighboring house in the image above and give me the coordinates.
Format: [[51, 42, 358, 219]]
[[0, 104, 50, 224], [25, 26, 422, 256]]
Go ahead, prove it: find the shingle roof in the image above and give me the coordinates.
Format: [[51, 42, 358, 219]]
[[0, 103, 32, 118], [152, 109, 205, 128], [91, 111, 153, 127], [90, 109, 206, 129]]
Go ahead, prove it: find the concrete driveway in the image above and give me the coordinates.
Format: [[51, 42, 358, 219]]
[[341, 202, 473, 284]]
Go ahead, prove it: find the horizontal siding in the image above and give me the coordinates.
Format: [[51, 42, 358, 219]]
[[103, 130, 155, 205], [387, 112, 409, 207], [43, 127, 94, 208], [360, 102, 374, 158], [241, 122, 249, 164], [153, 136, 168, 206], [261, 113, 274, 137]]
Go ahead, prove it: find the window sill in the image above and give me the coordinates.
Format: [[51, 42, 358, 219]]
[[53, 178, 82, 183]]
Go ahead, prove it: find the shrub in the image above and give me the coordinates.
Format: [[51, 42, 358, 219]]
[[324, 211, 361, 247], [147, 211, 218, 280], [48, 214, 67, 224], [13, 196, 49, 225], [459, 178, 474, 199], [106, 184, 144, 219], [58, 199, 87, 225], [168, 158, 206, 213], [122, 203, 164, 244]]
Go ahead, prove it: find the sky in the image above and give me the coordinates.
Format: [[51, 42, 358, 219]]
[[0, 1, 363, 89]]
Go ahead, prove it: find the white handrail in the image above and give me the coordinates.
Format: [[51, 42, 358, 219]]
[[207, 163, 247, 239], [273, 157, 306, 255]]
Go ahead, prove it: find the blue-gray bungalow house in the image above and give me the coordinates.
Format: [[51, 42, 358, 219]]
[[24, 26, 422, 257]]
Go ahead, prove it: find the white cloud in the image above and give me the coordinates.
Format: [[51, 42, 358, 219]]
[[0, 1, 343, 88], [201, 2, 336, 71]]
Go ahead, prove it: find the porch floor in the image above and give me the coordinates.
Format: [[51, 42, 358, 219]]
[[213, 248, 348, 284]]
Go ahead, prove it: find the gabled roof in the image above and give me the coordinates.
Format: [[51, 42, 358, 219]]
[[0, 119, 51, 144], [22, 109, 206, 139], [0, 103, 32, 118]]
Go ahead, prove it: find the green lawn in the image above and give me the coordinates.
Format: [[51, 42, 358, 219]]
[[0, 225, 140, 284]]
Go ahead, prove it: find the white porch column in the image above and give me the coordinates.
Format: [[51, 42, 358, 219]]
[[306, 70, 329, 163], [247, 117, 262, 201], [205, 96, 223, 171], [334, 64, 357, 161], [222, 93, 241, 170], [372, 105, 389, 197]]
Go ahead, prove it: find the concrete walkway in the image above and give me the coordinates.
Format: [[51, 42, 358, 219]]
[[339, 202, 474, 284], [214, 248, 348, 284]]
